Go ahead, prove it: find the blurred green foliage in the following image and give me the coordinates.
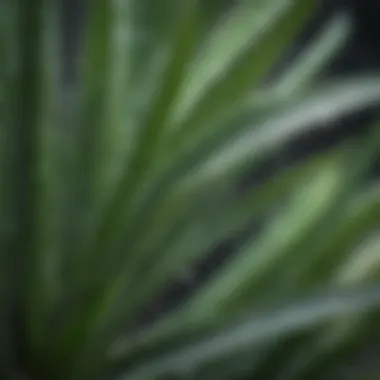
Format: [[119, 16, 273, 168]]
[[1, 1, 380, 379]]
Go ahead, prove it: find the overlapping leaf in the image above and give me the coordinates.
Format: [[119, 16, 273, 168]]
[[2, 0, 380, 380]]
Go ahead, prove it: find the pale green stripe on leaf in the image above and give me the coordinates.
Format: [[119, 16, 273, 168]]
[[93, 0, 135, 206], [273, 11, 352, 95], [168, 0, 317, 144], [184, 157, 345, 318], [176, 78, 380, 195], [119, 287, 380, 380], [170, 0, 293, 125], [336, 231, 380, 285]]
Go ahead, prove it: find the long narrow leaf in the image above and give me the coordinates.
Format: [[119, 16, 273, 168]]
[[273, 11, 352, 95], [118, 286, 380, 380]]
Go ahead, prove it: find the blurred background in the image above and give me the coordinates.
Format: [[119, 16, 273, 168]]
[[2, 0, 380, 380]]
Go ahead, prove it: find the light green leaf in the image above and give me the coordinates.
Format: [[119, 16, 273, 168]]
[[170, 0, 293, 126], [167, 0, 317, 143], [183, 155, 346, 318], [273, 11, 352, 95]]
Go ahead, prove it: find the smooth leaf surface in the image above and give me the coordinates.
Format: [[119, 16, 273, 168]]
[[117, 286, 380, 380]]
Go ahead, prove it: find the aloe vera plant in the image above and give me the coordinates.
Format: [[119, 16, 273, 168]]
[[2, 0, 380, 379]]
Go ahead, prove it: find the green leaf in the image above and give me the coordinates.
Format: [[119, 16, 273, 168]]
[[169, 0, 294, 126], [106, 149, 342, 362], [167, 0, 317, 149], [117, 286, 380, 380], [3, 0, 380, 379], [57, 2, 203, 378], [60, 78, 380, 379], [290, 180, 380, 289], [12, 0, 64, 367], [273, 11, 352, 95], [77, 0, 201, 276], [110, 78, 380, 278], [0, 0, 18, 376], [183, 154, 346, 319], [336, 231, 380, 285], [172, 77, 380, 191]]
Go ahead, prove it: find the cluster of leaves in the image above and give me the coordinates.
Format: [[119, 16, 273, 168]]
[[1, 0, 380, 379]]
